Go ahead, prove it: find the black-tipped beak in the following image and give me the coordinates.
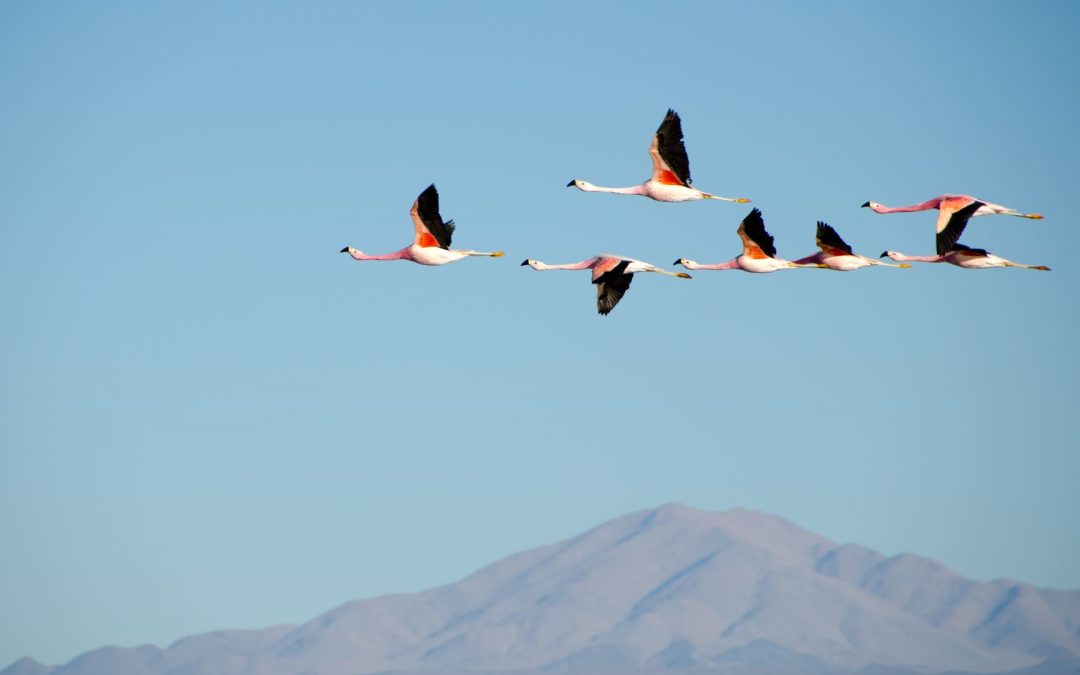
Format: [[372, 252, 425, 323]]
[[340, 247, 349, 253], [861, 201, 870, 208], [566, 180, 576, 188], [879, 251, 888, 258], [673, 259, 682, 266], [520, 259, 529, 266]]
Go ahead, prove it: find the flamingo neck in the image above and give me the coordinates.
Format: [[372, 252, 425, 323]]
[[873, 197, 943, 214], [685, 259, 739, 271], [891, 252, 944, 263], [790, 253, 822, 266], [348, 247, 412, 261], [582, 183, 647, 196], [535, 259, 598, 271]]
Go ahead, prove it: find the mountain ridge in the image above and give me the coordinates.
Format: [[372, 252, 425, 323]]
[[7, 503, 1079, 675]]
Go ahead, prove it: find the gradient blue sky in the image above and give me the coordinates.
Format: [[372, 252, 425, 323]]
[[2, 0, 1079, 668]]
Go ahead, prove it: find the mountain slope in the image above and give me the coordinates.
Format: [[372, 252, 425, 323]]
[[6, 504, 1079, 675]]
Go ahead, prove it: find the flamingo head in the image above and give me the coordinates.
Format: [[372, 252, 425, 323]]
[[566, 179, 590, 191], [880, 250, 901, 260], [863, 201, 884, 212], [520, 259, 543, 269], [673, 258, 695, 269]]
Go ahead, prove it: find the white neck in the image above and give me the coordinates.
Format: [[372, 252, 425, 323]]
[[532, 259, 596, 271], [681, 259, 739, 271], [886, 251, 944, 263], [577, 181, 647, 196]]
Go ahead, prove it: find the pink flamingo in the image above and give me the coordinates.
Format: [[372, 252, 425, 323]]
[[520, 254, 691, 315], [791, 221, 910, 271], [674, 208, 809, 273], [862, 194, 1043, 255], [340, 184, 503, 265], [567, 109, 750, 203], [881, 244, 1050, 271]]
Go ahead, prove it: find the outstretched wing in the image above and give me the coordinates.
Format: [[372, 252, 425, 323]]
[[815, 221, 854, 256], [410, 184, 455, 250], [592, 258, 633, 315], [647, 109, 692, 187], [936, 200, 984, 256], [737, 208, 777, 259]]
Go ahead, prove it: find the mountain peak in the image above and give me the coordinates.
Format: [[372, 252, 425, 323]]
[[0, 658, 54, 675], [5, 505, 1078, 675]]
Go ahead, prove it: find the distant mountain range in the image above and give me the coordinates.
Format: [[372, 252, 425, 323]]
[[6, 504, 1080, 675]]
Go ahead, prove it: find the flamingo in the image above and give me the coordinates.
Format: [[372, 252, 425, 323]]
[[881, 244, 1050, 271], [566, 109, 750, 203], [340, 184, 503, 265], [791, 221, 910, 271], [674, 208, 808, 273], [520, 254, 691, 315], [862, 194, 1043, 255]]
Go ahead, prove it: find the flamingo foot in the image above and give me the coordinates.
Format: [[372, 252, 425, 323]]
[[491, 251, 505, 257], [676, 272, 692, 279]]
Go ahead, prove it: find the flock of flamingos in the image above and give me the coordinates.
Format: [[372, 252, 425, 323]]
[[341, 109, 1048, 315]]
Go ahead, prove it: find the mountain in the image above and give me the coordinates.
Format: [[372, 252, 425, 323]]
[[6, 504, 1080, 675]]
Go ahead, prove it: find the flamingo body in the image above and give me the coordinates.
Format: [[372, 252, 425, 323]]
[[341, 184, 503, 266], [675, 208, 808, 274], [881, 244, 1050, 271], [567, 109, 749, 204], [521, 254, 690, 315], [791, 222, 909, 271], [862, 194, 1043, 255]]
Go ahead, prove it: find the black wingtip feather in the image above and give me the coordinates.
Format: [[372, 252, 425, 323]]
[[815, 221, 854, 255], [739, 208, 777, 258]]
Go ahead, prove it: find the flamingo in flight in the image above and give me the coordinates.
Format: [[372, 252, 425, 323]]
[[567, 109, 750, 203], [862, 194, 1043, 255], [340, 184, 503, 265], [791, 221, 910, 271], [674, 208, 808, 273], [520, 255, 691, 315], [881, 244, 1050, 271]]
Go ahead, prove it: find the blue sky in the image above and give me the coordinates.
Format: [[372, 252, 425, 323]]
[[2, 0, 1079, 667]]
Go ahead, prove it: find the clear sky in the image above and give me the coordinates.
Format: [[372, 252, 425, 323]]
[[2, 0, 1079, 668]]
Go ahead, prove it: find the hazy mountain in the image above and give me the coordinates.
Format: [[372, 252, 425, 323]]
[[7, 504, 1079, 675]]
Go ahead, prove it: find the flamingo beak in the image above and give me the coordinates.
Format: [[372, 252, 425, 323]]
[[520, 260, 529, 266], [879, 252, 888, 258], [340, 247, 349, 253], [672, 259, 681, 266], [566, 180, 576, 187], [861, 202, 871, 208]]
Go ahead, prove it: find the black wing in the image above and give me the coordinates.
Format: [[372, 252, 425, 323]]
[[655, 109, 692, 186], [816, 221, 854, 256], [593, 260, 633, 315], [949, 242, 990, 256], [738, 208, 777, 258], [415, 184, 456, 250], [936, 201, 984, 256]]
